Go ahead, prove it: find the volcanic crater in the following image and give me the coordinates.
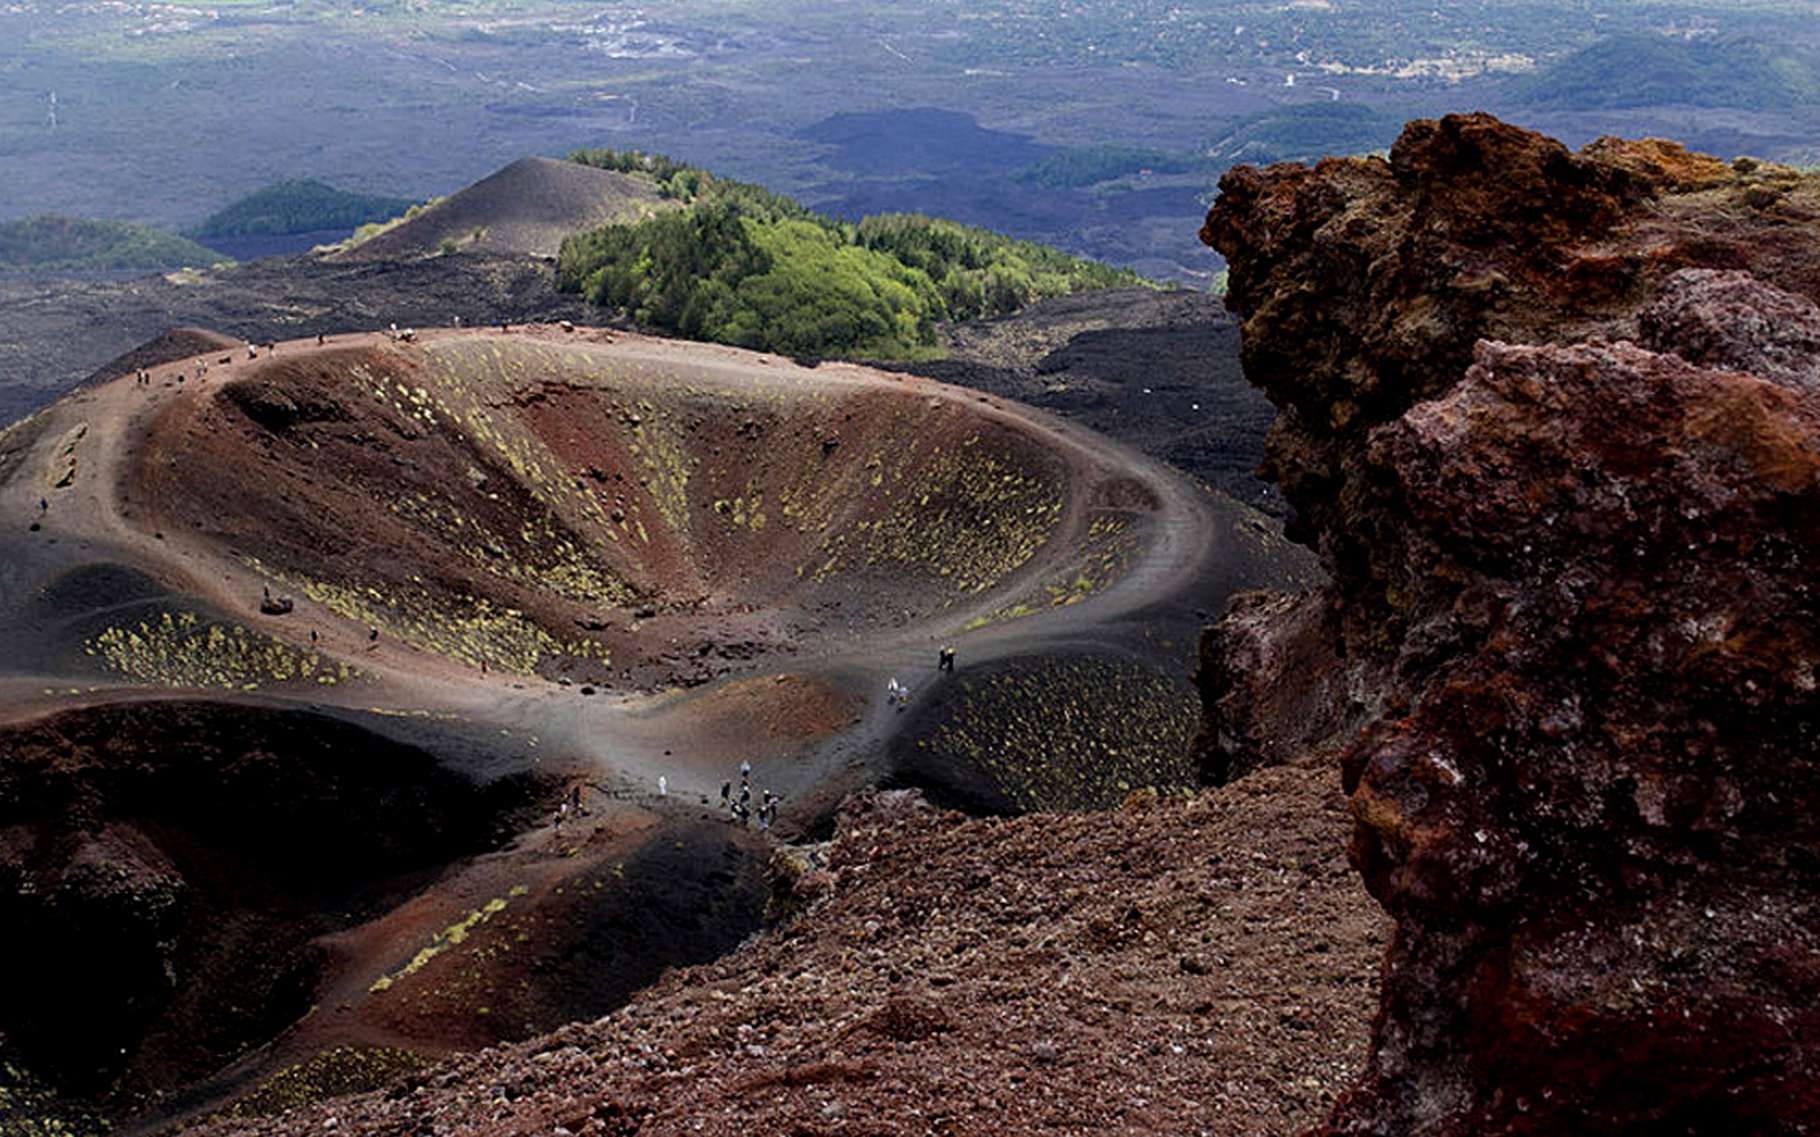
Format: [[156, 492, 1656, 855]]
[[0, 324, 1306, 1129], [134, 333, 1147, 687]]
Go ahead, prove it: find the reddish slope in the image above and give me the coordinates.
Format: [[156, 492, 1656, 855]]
[[186, 764, 1385, 1137]]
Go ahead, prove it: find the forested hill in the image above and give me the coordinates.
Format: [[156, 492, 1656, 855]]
[[1514, 33, 1820, 111], [558, 149, 1147, 359], [0, 216, 222, 272], [193, 179, 414, 240]]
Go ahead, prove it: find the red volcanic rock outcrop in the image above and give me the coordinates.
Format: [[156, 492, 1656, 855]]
[[1201, 112, 1820, 1134]]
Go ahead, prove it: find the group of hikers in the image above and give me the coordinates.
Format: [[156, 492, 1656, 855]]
[[886, 643, 958, 708], [133, 344, 270, 388], [552, 780, 587, 829], [721, 760, 780, 830], [542, 640, 967, 841]]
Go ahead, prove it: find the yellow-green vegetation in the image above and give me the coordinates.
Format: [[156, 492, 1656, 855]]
[[85, 611, 356, 691], [249, 559, 606, 676], [811, 427, 1063, 593], [331, 197, 444, 252], [0, 1059, 108, 1136], [622, 397, 695, 537], [192, 179, 415, 241], [387, 488, 632, 606], [965, 510, 1137, 628], [918, 659, 1199, 811], [369, 896, 514, 993], [0, 215, 223, 272], [222, 1047, 430, 1119]]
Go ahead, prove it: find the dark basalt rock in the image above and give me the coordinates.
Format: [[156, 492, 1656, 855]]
[[1199, 113, 1820, 1135]]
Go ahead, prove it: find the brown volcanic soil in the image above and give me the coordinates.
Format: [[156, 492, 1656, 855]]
[[186, 766, 1387, 1137], [332, 158, 670, 263]]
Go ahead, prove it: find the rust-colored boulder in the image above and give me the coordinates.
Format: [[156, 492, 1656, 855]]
[[1200, 113, 1820, 1135], [1191, 588, 1353, 785]]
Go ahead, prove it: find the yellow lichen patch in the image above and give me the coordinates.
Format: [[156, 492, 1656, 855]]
[[369, 896, 514, 993], [964, 511, 1138, 628], [622, 399, 695, 537], [86, 611, 357, 691], [387, 489, 634, 607], [917, 659, 1198, 811], [222, 1046, 431, 1119], [249, 561, 608, 677], [817, 441, 1065, 592], [0, 1055, 109, 1137]]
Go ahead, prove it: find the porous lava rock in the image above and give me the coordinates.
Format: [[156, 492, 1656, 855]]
[[1200, 112, 1820, 1134], [1190, 589, 1349, 787]]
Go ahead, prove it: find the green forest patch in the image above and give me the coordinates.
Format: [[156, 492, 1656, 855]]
[[0, 215, 223, 272], [558, 149, 1147, 359], [192, 178, 416, 240]]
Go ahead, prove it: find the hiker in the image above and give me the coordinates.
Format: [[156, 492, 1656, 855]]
[[368, 626, 379, 642], [317, 332, 325, 346], [38, 498, 48, 513], [658, 775, 668, 797], [721, 780, 731, 807], [938, 645, 955, 672], [246, 342, 257, 360], [739, 759, 751, 779], [569, 783, 584, 812], [309, 629, 318, 644]]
